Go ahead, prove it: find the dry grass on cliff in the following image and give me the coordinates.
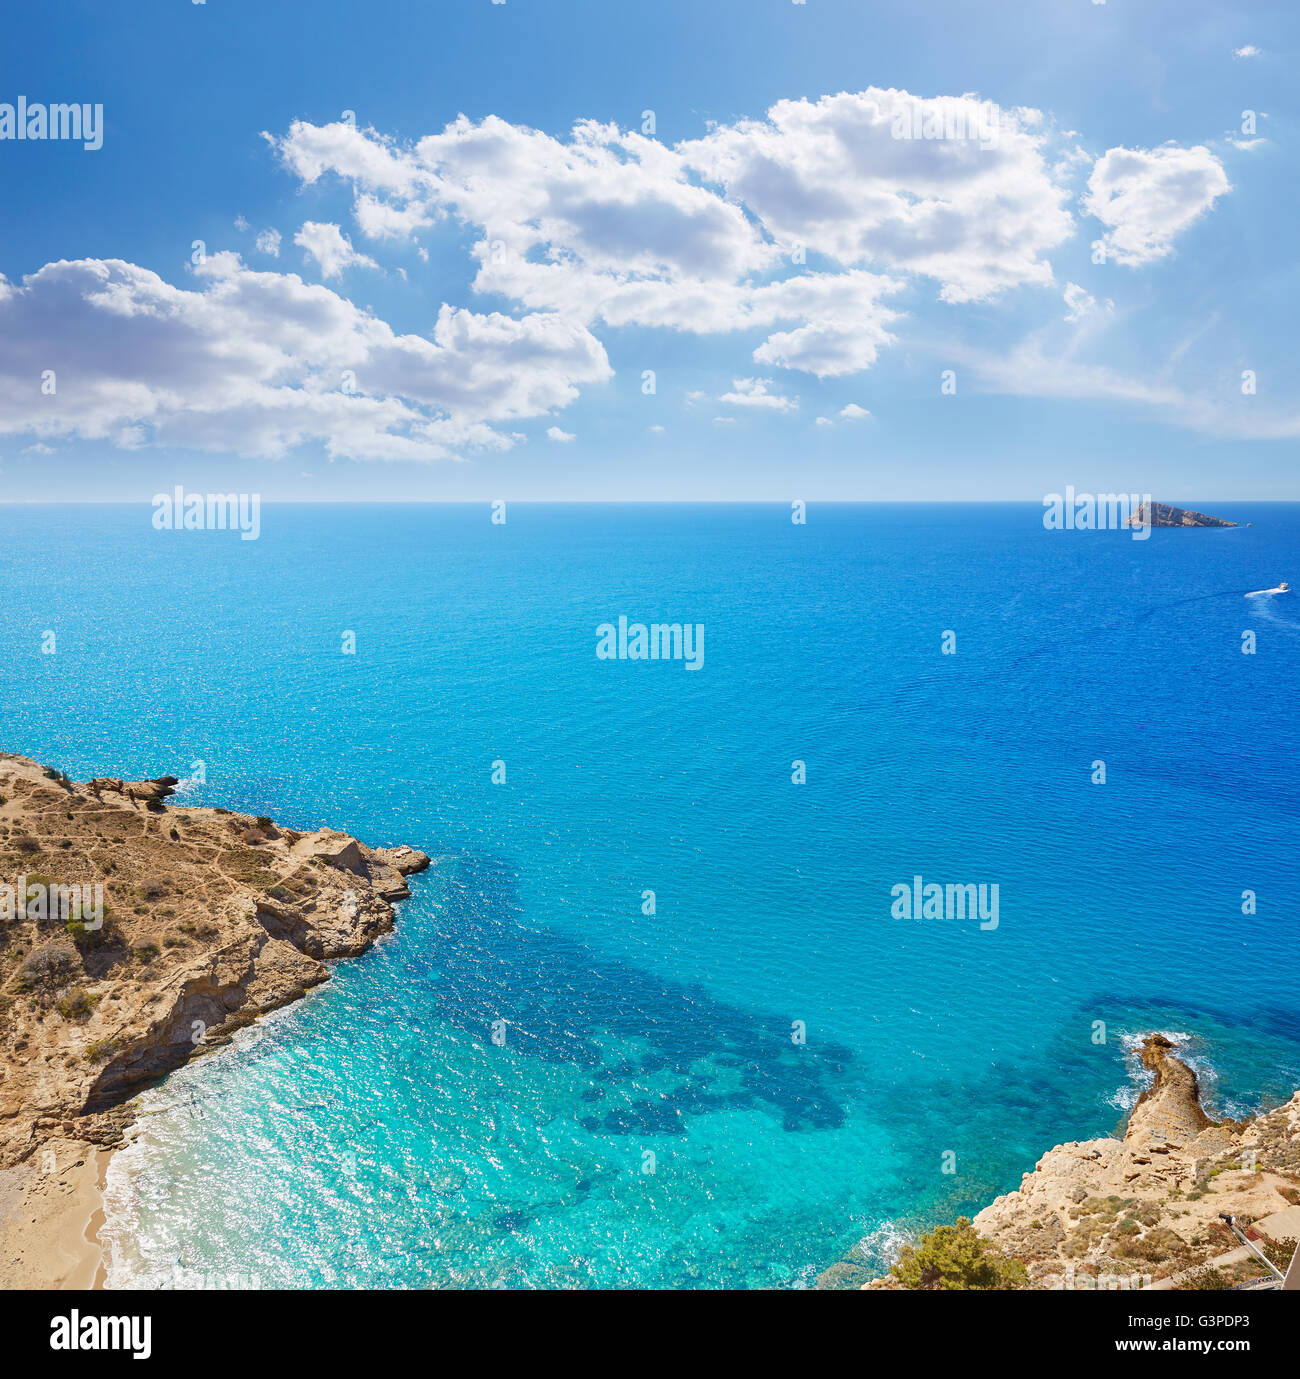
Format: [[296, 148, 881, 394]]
[[0, 760, 324, 1043], [0, 755, 366, 1154], [0, 752, 426, 1169]]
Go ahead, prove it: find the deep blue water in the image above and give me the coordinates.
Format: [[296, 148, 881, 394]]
[[2, 502, 1298, 1289]]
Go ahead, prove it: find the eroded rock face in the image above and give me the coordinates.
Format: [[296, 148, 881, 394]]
[[0, 753, 430, 1166], [1126, 1033, 1211, 1145], [962, 1037, 1296, 1287], [819, 1034, 1300, 1289], [1126, 502, 1237, 528]]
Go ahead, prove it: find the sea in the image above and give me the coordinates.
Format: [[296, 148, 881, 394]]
[[2, 501, 1297, 1289]]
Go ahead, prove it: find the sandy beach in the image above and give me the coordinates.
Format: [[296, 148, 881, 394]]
[[0, 1139, 108, 1290]]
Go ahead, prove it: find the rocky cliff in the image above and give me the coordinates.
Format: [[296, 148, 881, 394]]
[[822, 1035, 1300, 1289], [0, 753, 429, 1167], [967, 1035, 1300, 1288]]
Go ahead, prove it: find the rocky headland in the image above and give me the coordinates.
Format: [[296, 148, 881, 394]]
[[0, 752, 428, 1284], [821, 1035, 1300, 1290]]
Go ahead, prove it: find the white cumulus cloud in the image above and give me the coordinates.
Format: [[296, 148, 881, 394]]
[[0, 255, 610, 461], [267, 96, 1232, 389], [265, 90, 1088, 378], [719, 378, 799, 412], [678, 89, 1074, 305], [0, 90, 1242, 468], [294, 221, 380, 279], [1083, 145, 1230, 267]]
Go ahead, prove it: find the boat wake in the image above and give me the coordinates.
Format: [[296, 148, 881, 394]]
[[1246, 586, 1300, 633]]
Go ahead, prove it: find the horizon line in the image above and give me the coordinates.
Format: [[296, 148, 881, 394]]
[[3, 497, 1297, 508]]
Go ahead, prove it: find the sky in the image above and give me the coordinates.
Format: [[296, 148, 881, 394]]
[[0, 0, 1296, 502]]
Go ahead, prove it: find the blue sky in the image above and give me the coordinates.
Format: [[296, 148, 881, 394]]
[[0, 0, 1296, 501]]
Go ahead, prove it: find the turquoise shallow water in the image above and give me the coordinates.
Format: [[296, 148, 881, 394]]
[[2, 502, 1298, 1288]]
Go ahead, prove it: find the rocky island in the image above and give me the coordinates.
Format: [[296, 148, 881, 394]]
[[1127, 501, 1237, 528], [0, 752, 429, 1286], [821, 1035, 1300, 1290]]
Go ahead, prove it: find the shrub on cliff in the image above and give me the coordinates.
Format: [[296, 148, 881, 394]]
[[891, 1218, 1029, 1290], [57, 988, 99, 1020], [16, 940, 80, 991], [83, 1036, 121, 1064], [66, 911, 119, 950], [1177, 1264, 1231, 1290]]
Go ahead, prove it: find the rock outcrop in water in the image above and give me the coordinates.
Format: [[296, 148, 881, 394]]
[[0, 753, 429, 1168], [820, 1035, 1300, 1289], [1126, 502, 1237, 528]]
